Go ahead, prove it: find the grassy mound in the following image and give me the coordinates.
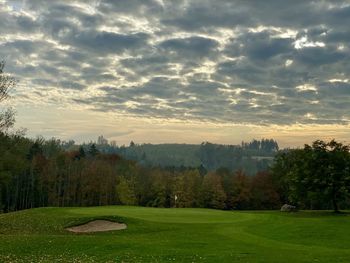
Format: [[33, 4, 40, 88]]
[[0, 206, 350, 262]]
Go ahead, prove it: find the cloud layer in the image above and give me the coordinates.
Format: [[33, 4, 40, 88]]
[[1, 0, 350, 126]]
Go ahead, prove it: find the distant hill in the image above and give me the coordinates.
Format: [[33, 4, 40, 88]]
[[78, 139, 279, 175]]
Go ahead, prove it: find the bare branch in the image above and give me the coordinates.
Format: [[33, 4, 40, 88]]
[[0, 61, 17, 131], [0, 61, 17, 103]]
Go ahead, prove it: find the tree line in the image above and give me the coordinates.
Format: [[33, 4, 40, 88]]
[[0, 134, 281, 212], [3, 131, 348, 213]]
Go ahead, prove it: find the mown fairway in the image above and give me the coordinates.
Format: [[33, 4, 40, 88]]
[[0, 207, 350, 262]]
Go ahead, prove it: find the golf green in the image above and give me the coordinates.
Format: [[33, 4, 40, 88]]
[[0, 206, 349, 262]]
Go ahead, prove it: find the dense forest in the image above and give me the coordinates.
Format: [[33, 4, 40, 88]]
[[0, 133, 281, 212], [1, 132, 350, 213]]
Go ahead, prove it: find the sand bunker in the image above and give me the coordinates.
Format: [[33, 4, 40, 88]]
[[66, 220, 127, 233]]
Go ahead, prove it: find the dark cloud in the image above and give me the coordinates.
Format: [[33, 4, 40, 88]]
[[162, 1, 251, 30], [295, 47, 347, 66], [319, 82, 350, 96], [97, 0, 163, 14], [159, 36, 219, 59], [225, 31, 294, 60], [0, 7, 38, 34], [63, 31, 150, 54], [1, 40, 47, 54], [1, 0, 349, 125], [59, 80, 86, 90]]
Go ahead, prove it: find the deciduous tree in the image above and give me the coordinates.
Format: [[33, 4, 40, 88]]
[[272, 140, 350, 212]]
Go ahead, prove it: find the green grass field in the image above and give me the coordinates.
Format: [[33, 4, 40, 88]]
[[0, 207, 350, 262]]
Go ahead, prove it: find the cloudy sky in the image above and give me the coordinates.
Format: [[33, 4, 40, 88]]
[[1, 0, 350, 147]]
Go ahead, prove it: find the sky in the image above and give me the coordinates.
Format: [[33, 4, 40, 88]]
[[1, 0, 350, 147]]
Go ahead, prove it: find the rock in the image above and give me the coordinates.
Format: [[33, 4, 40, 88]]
[[280, 204, 297, 212]]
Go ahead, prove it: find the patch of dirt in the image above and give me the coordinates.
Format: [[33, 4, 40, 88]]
[[66, 220, 127, 233]]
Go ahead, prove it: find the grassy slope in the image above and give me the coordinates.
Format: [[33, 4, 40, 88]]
[[0, 207, 350, 262]]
